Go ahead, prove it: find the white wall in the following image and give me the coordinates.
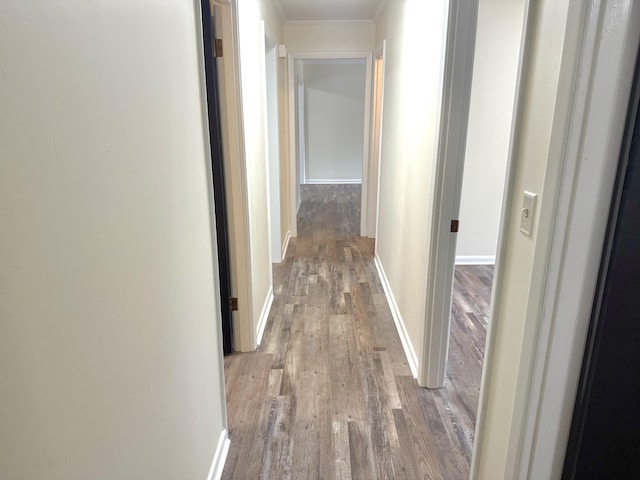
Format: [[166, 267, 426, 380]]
[[0, 1, 227, 478], [456, 0, 525, 263], [304, 62, 366, 183], [374, 0, 450, 377], [284, 21, 375, 53]]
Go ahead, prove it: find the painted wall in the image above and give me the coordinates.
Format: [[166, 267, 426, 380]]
[[0, 1, 227, 478], [473, 0, 581, 476], [456, 0, 525, 263], [304, 62, 367, 183], [284, 21, 375, 53], [374, 0, 450, 376]]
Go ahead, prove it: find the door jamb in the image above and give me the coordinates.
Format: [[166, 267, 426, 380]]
[[372, 41, 387, 242], [212, 0, 255, 352]]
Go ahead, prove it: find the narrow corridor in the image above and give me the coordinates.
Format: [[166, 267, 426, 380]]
[[222, 185, 491, 479]]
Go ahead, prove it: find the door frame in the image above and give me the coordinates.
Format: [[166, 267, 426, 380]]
[[469, 0, 640, 478], [212, 0, 255, 352], [201, 0, 234, 354], [262, 23, 282, 264], [562, 44, 640, 478], [286, 51, 373, 237], [371, 41, 387, 242], [508, 1, 640, 478], [420, 0, 479, 388]]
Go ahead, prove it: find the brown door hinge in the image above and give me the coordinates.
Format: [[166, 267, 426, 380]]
[[229, 297, 238, 311], [451, 220, 460, 233], [214, 39, 223, 58]]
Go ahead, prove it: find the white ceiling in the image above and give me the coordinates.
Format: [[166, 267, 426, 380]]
[[276, 0, 386, 22]]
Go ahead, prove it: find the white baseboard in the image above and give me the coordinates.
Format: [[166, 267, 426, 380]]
[[256, 286, 274, 346], [455, 255, 496, 265], [281, 230, 291, 259], [304, 179, 362, 185], [373, 254, 419, 379], [207, 429, 230, 480]]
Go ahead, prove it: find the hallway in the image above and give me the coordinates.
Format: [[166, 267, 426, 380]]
[[222, 185, 491, 479]]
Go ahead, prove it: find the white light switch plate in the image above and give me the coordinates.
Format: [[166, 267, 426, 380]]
[[520, 191, 537, 236]]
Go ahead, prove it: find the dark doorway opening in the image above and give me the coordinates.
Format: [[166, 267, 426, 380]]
[[200, 0, 233, 355], [563, 48, 640, 479]]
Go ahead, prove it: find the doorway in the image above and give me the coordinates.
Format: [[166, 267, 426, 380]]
[[287, 52, 373, 238], [369, 42, 386, 240], [445, 0, 525, 399], [201, 0, 234, 355], [423, 0, 526, 388]]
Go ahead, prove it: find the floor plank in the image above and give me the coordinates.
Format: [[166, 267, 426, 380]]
[[222, 184, 493, 479]]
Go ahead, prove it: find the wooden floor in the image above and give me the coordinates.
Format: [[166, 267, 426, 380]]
[[222, 184, 492, 479]]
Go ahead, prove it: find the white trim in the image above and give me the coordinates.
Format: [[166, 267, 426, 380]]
[[256, 286, 275, 346], [287, 51, 373, 240], [263, 23, 283, 265], [373, 40, 387, 243], [296, 75, 306, 202], [304, 179, 362, 185], [455, 255, 495, 266], [281, 230, 291, 259], [517, 2, 640, 478], [360, 54, 373, 237], [206, 429, 231, 480], [374, 255, 419, 379], [284, 20, 375, 27], [213, 0, 255, 352], [421, 0, 478, 389], [288, 54, 298, 237], [471, 0, 640, 478]]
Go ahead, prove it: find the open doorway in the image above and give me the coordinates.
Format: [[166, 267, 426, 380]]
[[369, 42, 386, 240], [447, 0, 525, 389], [287, 53, 373, 238], [406, 0, 525, 458], [446, 0, 526, 399]]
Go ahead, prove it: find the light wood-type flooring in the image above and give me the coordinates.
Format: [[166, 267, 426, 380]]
[[222, 184, 492, 479]]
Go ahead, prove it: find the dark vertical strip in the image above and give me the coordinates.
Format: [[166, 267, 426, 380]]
[[200, 0, 233, 355]]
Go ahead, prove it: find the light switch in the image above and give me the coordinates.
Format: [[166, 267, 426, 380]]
[[520, 191, 537, 236]]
